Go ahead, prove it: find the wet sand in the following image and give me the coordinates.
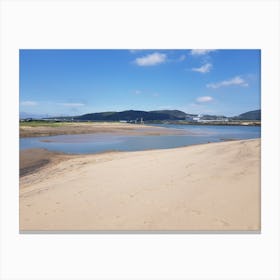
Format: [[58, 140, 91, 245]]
[[20, 149, 70, 177], [19, 139, 261, 231]]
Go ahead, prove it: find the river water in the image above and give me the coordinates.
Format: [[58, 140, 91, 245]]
[[20, 124, 261, 154]]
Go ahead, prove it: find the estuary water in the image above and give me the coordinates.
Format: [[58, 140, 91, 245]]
[[20, 124, 261, 154]]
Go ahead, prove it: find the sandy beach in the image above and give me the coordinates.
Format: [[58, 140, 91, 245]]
[[19, 139, 260, 231]]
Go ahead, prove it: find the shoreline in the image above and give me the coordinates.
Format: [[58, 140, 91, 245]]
[[19, 137, 250, 177], [20, 139, 261, 231]]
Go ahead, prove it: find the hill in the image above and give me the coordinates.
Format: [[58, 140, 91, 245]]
[[73, 110, 189, 121], [232, 109, 261, 121], [149, 110, 195, 119]]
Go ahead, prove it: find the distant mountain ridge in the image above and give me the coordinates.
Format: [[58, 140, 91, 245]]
[[20, 109, 261, 121], [72, 109, 261, 121], [150, 110, 195, 119], [233, 109, 261, 121], [73, 110, 194, 122]]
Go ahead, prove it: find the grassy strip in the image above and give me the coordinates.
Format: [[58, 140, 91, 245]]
[[20, 121, 78, 127]]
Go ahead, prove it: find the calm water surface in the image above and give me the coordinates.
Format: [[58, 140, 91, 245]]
[[20, 124, 261, 154]]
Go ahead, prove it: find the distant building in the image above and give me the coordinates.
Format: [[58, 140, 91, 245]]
[[192, 116, 201, 122], [198, 118, 229, 123], [185, 114, 229, 123]]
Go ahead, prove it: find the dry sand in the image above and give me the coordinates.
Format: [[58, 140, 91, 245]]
[[19, 139, 260, 231]]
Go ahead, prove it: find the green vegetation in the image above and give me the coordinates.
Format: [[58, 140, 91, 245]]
[[20, 121, 76, 127]]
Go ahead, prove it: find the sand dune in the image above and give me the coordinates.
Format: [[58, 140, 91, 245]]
[[19, 139, 260, 231]]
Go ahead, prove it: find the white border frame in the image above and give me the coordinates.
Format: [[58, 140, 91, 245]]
[[1, 0, 279, 279]]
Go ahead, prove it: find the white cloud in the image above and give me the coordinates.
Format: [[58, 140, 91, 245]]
[[190, 49, 216, 55], [134, 52, 167, 66], [152, 93, 160, 97], [196, 96, 213, 103], [192, 63, 212, 73], [207, 76, 249, 89], [20, 101, 38, 106], [134, 90, 142, 95], [60, 103, 85, 107]]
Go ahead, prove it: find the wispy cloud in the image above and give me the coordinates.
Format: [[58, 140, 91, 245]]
[[192, 63, 212, 73], [178, 54, 186, 62], [20, 101, 38, 106], [152, 93, 160, 97], [59, 103, 85, 107], [207, 76, 248, 89], [190, 49, 216, 56], [196, 96, 213, 103], [134, 52, 167, 66]]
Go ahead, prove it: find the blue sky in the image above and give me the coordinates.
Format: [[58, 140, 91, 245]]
[[20, 49, 260, 117]]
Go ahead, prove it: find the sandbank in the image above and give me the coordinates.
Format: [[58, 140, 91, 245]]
[[20, 122, 186, 138]]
